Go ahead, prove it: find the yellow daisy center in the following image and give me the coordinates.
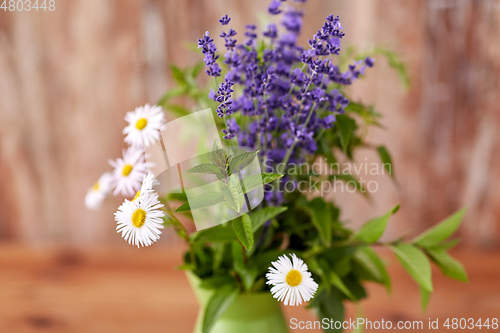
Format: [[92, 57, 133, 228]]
[[136, 118, 148, 130], [132, 191, 141, 201], [122, 164, 133, 176], [132, 208, 146, 228], [286, 269, 302, 287], [92, 182, 99, 191]]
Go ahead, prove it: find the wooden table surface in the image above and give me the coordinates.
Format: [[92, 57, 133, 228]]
[[0, 244, 499, 333]]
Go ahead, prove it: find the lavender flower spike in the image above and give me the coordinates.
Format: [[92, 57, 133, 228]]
[[219, 15, 231, 25]]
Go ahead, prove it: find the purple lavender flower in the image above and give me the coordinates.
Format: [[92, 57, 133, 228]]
[[197, 1, 375, 205], [222, 118, 240, 140], [244, 24, 258, 47], [268, 0, 282, 15], [214, 79, 235, 117], [263, 24, 278, 39], [282, 9, 303, 34], [365, 56, 375, 67], [198, 31, 221, 77], [219, 14, 231, 25]]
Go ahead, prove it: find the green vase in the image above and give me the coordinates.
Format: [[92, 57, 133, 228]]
[[186, 272, 289, 333]]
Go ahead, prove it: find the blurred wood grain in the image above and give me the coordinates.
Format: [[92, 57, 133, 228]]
[[0, 0, 499, 246], [0, 244, 498, 332]]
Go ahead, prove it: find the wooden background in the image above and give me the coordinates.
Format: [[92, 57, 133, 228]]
[[0, 0, 499, 247]]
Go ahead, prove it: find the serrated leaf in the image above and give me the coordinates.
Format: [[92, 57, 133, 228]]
[[391, 244, 433, 292], [241, 173, 283, 194], [412, 208, 466, 248], [228, 150, 259, 174], [426, 248, 468, 282], [353, 246, 391, 293], [376, 145, 395, 179], [232, 214, 253, 251], [202, 285, 238, 333], [175, 192, 225, 212], [186, 163, 223, 176], [336, 115, 356, 153], [211, 140, 226, 166], [353, 205, 400, 243], [190, 223, 237, 243], [221, 183, 241, 213], [250, 206, 288, 232], [300, 198, 332, 247]]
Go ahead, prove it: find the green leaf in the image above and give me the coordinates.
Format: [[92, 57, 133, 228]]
[[391, 244, 433, 292], [202, 285, 238, 333], [231, 242, 257, 291], [374, 47, 410, 89], [376, 145, 395, 179], [336, 115, 356, 153], [175, 192, 225, 212], [221, 183, 241, 213], [426, 248, 468, 282], [440, 238, 461, 250], [300, 198, 332, 247], [250, 206, 288, 232], [211, 140, 226, 166], [353, 205, 400, 243], [241, 173, 283, 194], [310, 288, 345, 333], [191, 61, 205, 78], [232, 214, 253, 251], [164, 104, 191, 117], [169, 64, 187, 85], [228, 150, 259, 174], [413, 208, 467, 248], [420, 286, 431, 312], [315, 259, 356, 301], [157, 86, 187, 106], [329, 270, 356, 301], [332, 174, 371, 199], [190, 223, 237, 243], [199, 275, 237, 290], [353, 246, 391, 293], [186, 163, 222, 176]]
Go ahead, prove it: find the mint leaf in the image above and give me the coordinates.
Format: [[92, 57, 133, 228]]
[[426, 248, 468, 282], [391, 244, 433, 292], [353, 205, 400, 243], [412, 208, 467, 248], [232, 214, 254, 251]]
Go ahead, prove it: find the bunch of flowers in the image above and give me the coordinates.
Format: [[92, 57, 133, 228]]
[[85, 104, 167, 247], [87, 1, 468, 332], [199, 4, 373, 206]]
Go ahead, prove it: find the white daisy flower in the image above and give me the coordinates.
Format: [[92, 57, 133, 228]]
[[123, 104, 166, 148], [131, 173, 159, 202], [109, 148, 148, 197], [85, 172, 113, 210], [266, 254, 319, 306], [115, 189, 165, 248]]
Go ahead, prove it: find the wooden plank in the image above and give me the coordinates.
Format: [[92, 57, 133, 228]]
[[0, 245, 498, 332]]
